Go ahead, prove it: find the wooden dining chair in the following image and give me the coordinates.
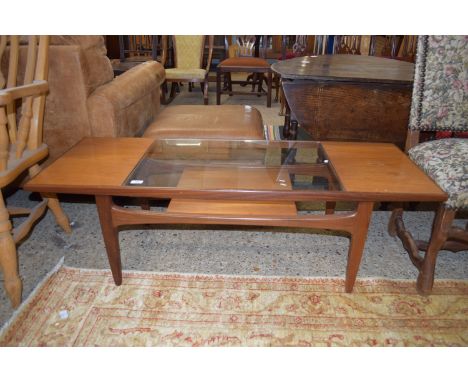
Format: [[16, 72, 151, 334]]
[[216, 35, 273, 107], [0, 35, 71, 308], [388, 35, 467, 295], [161, 35, 213, 105]]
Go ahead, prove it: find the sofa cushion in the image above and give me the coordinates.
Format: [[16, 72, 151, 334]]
[[408, 138, 468, 209], [144, 105, 264, 140]]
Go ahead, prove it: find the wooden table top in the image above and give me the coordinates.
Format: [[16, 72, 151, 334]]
[[271, 55, 415, 84], [25, 137, 446, 202]]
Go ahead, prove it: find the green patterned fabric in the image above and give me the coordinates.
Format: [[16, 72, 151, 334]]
[[409, 138, 468, 209], [409, 35, 467, 132]]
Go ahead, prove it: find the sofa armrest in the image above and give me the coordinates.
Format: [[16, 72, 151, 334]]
[[87, 61, 165, 137]]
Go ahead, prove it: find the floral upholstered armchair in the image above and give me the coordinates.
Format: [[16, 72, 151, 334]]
[[389, 35, 467, 295]]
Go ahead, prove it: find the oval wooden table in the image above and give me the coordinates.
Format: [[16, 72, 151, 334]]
[[271, 55, 415, 148]]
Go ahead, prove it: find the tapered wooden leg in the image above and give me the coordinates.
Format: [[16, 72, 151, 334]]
[[345, 202, 374, 292], [95, 195, 122, 285], [29, 165, 71, 234], [0, 192, 21, 308], [417, 205, 455, 295]]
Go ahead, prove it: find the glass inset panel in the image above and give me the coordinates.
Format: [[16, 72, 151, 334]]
[[125, 139, 341, 193]]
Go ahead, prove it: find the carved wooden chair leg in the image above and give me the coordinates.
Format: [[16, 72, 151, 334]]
[[0, 192, 21, 308], [417, 205, 455, 295], [388, 207, 403, 237]]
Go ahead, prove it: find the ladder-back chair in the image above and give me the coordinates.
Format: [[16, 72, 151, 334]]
[[0, 35, 71, 308]]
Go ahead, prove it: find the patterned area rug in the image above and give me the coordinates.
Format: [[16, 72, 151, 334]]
[[1, 264, 467, 346]]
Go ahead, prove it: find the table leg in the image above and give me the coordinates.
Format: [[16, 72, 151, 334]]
[[345, 201, 373, 292], [95, 195, 122, 285]]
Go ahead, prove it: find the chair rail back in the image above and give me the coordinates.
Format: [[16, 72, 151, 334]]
[[0, 35, 49, 172]]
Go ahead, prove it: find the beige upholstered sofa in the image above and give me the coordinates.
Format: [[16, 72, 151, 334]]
[[43, 36, 165, 162]]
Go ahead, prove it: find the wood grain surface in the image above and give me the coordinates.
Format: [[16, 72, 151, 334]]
[[26, 137, 154, 188], [271, 55, 414, 83], [321, 142, 446, 198], [24, 138, 447, 203], [168, 167, 297, 215]]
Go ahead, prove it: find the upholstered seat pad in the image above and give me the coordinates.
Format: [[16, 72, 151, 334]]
[[144, 105, 264, 140], [165, 68, 207, 80], [218, 57, 271, 69], [409, 138, 468, 209]]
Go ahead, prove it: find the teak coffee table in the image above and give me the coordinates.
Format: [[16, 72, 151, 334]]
[[25, 138, 446, 293]]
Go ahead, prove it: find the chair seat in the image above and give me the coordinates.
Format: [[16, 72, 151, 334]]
[[165, 68, 207, 80], [218, 57, 271, 69], [408, 138, 468, 209]]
